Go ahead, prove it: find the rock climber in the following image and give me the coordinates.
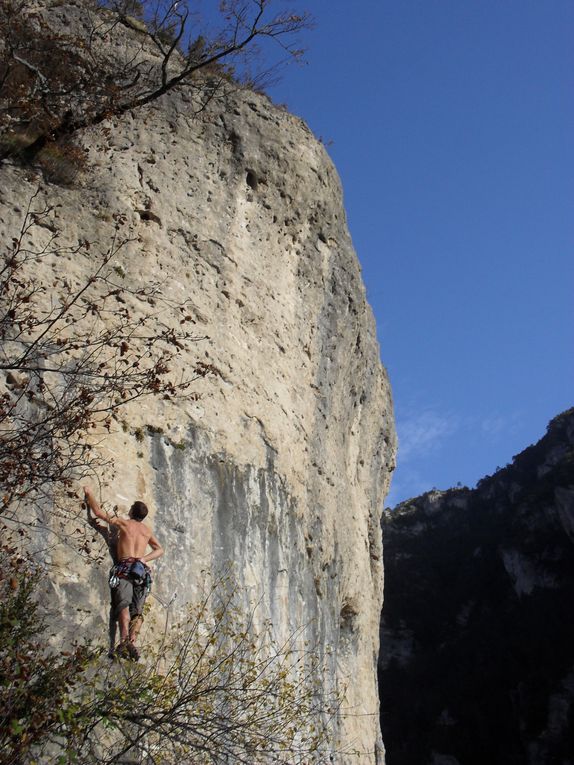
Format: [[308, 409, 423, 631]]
[[83, 486, 164, 660]]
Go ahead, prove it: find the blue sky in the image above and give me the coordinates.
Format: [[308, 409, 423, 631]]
[[264, 0, 574, 506], [205, 1, 573, 506]]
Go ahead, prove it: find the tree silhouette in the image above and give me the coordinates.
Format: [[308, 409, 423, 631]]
[[0, 0, 312, 162]]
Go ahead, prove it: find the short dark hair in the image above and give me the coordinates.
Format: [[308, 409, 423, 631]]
[[130, 501, 148, 521]]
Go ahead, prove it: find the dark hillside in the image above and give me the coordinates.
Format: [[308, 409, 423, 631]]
[[380, 408, 574, 765]]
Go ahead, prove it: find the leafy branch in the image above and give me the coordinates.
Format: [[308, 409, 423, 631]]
[[0, 557, 342, 764]]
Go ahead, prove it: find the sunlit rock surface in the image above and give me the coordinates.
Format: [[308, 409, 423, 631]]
[[380, 409, 574, 765], [0, 3, 396, 760]]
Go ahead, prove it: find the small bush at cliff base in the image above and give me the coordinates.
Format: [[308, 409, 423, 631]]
[[36, 141, 88, 186], [0, 555, 340, 764], [0, 545, 97, 765]]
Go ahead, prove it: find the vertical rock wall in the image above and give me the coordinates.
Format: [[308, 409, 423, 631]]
[[0, 15, 396, 759]]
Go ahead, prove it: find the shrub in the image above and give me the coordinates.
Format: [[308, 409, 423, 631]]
[[0, 553, 339, 764]]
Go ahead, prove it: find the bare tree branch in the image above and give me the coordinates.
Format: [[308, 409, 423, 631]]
[[0, 0, 312, 164], [0, 197, 214, 545]]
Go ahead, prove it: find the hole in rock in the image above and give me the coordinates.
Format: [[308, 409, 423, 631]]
[[245, 170, 258, 190]]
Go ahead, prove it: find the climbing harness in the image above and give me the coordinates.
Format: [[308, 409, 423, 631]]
[[109, 557, 152, 593]]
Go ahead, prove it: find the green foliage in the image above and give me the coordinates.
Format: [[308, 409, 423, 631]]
[[0, 553, 339, 764], [0, 545, 96, 765]]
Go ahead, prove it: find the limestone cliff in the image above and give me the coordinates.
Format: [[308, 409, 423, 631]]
[[379, 409, 574, 765], [0, 3, 395, 761]]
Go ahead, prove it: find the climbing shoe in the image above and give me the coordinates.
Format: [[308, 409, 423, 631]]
[[114, 639, 140, 661], [127, 642, 140, 661]]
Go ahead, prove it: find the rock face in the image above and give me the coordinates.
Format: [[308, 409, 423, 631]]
[[379, 409, 574, 765], [0, 4, 395, 761]]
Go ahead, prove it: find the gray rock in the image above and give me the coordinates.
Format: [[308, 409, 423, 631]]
[[0, 3, 396, 760]]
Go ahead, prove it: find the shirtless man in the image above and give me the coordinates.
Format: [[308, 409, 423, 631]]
[[83, 486, 164, 660]]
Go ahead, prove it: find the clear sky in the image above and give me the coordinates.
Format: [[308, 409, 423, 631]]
[[199, 0, 573, 506], [263, 1, 574, 506]]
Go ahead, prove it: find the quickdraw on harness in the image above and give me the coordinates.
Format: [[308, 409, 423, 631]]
[[109, 557, 152, 593]]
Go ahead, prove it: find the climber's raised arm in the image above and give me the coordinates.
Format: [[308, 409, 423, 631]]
[[84, 486, 124, 526], [82, 484, 164, 661]]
